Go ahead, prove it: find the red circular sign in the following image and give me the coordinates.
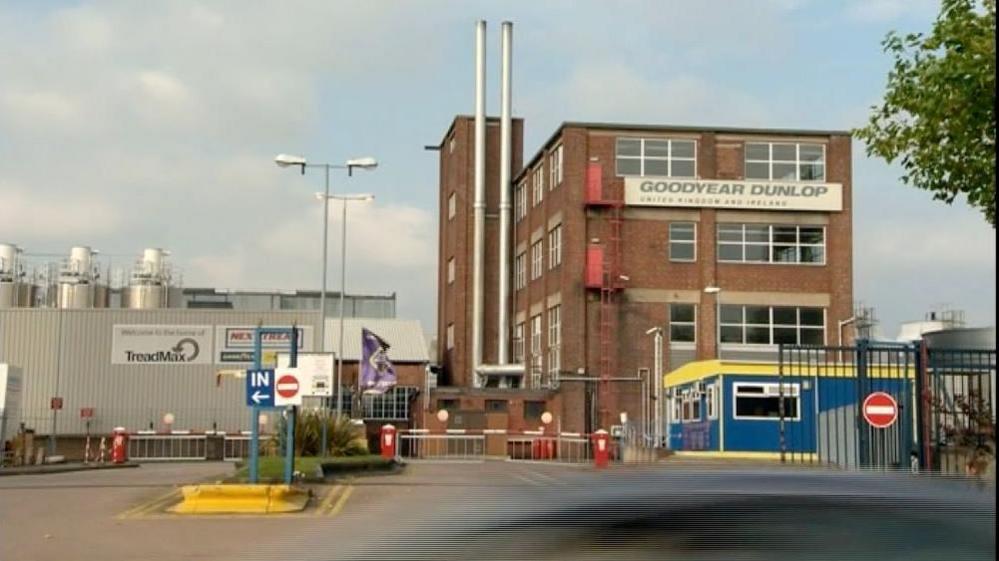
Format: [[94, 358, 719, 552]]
[[862, 392, 898, 429], [276, 374, 299, 399]]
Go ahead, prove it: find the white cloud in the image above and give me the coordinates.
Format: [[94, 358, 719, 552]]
[[844, 0, 939, 22], [0, 186, 122, 239]]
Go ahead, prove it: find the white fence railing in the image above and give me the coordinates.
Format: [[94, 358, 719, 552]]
[[507, 434, 592, 464], [397, 433, 486, 462], [127, 434, 208, 461]]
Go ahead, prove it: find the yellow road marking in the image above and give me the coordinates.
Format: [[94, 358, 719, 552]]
[[314, 484, 344, 516], [326, 485, 354, 517], [116, 488, 181, 519]]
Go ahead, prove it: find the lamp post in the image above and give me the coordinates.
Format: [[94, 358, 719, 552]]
[[275, 154, 377, 421], [315, 193, 375, 423]]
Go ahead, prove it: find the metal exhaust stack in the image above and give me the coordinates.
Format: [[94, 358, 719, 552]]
[[472, 20, 487, 378], [497, 21, 513, 364]]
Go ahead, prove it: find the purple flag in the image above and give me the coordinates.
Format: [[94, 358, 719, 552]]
[[360, 328, 396, 394]]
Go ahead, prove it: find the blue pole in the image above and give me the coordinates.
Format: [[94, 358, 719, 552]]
[[249, 326, 263, 484], [284, 327, 299, 485]]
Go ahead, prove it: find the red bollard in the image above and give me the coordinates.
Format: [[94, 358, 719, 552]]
[[592, 429, 610, 469], [110, 427, 129, 464], [380, 424, 397, 460]]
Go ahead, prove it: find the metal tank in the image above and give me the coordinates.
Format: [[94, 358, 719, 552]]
[[124, 248, 171, 309], [0, 243, 22, 308], [56, 246, 98, 309]]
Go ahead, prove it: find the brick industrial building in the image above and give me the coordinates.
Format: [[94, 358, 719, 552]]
[[432, 21, 852, 435]]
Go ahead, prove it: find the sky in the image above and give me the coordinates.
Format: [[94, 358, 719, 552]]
[[0, 0, 995, 339]]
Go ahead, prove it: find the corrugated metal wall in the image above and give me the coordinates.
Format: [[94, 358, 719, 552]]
[[0, 309, 321, 435]]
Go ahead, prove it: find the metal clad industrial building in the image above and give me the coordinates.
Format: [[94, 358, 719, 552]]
[[0, 309, 321, 435]]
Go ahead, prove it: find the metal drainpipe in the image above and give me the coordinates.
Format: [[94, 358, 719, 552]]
[[471, 20, 486, 382], [497, 21, 512, 365]]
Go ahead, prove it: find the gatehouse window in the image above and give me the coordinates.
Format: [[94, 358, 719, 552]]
[[733, 382, 800, 420]]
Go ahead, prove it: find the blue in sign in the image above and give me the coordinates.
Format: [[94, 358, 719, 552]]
[[245, 369, 276, 407]]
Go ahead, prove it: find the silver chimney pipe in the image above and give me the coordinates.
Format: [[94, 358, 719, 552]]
[[472, 20, 487, 377], [497, 21, 513, 365]]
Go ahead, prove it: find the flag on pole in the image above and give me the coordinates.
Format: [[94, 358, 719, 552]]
[[360, 328, 397, 394]]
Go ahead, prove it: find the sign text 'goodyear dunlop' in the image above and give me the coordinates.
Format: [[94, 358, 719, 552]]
[[624, 178, 843, 212]]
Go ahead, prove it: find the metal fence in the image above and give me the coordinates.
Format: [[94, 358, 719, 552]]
[[778, 341, 995, 473], [397, 432, 486, 462], [127, 434, 208, 461], [361, 386, 417, 420], [507, 434, 592, 464]]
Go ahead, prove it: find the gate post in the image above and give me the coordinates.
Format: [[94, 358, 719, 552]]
[[914, 340, 932, 471], [856, 339, 870, 468]]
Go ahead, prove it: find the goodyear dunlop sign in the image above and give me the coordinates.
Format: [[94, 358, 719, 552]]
[[624, 177, 843, 212], [112, 325, 213, 365]]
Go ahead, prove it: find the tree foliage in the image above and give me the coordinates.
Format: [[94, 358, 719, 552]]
[[855, 0, 996, 226], [273, 411, 369, 457]]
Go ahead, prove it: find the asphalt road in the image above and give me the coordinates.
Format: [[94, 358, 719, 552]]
[[0, 461, 993, 561]]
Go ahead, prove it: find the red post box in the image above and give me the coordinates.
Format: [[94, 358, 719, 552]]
[[380, 424, 397, 460], [592, 429, 610, 469], [110, 427, 129, 464]]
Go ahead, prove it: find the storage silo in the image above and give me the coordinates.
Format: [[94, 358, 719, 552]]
[[0, 243, 21, 308], [123, 248, 171, 309], [56, 246, 99, 309]]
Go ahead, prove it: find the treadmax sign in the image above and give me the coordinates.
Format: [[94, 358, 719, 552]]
[[624, 177, 843, 211], [111, 325, 213, 365]]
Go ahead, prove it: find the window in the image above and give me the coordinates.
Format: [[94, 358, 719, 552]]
[[744, 142, 825, 181], [524, 400, 545, 420], [547, 305, 561, 378], [531, 240, 543, 280], [717, 224, 825, 264], [733, 383, 800, 420], [532, 166, 544, 206], [513, 322, 525, 363], [547, 225, 562, 269], [448, 136, 456, 154], [671, 394, 682, 423], [447, 192, 456, 220], [681, 389, 701, 422], [615, 137, 696, 177], [446, 323, 455, 350], [530, 314, 543, 385], [447, 257, 455, 284], [485, 399, 508, 413], [719, 305, 825, 346], [669, 222, 696, 262], [437, 398, 458, 412], [669, 303, 696, 343], [549, 145, 563, 188], [515, 251, 526, 290], [706, 383, 718, 420], [515, 181, 527, 222]]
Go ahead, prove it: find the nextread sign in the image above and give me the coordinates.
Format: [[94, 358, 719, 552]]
[[215, 325, 313, 364], [274, 370, 303, 407], [112, 325, 213, 365], [624, 177, 843, 211], [862, 392, 899, 429]]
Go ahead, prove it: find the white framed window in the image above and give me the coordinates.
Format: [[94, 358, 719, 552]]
[[744, 142, 825, 181], [532, 166, 545, 206], [547, 224, 562, 269], [447, 192, 456, 220], [706, 382, 718, 420], [669, 222, 696, 262], [447, 257, 455, 284], [513, 322, 525, 363], [530, 240, 543, 280], [717, 224, 826, 264], [514, 252, 527, 290], [681, 389, 702, 423], [733, 382, 800, 420], [671, 394, 683, 424], [515, 181, 527, 222], [615, 137, 696, 178], [719, 305, 825, 346], [448, 136, 456, 153], [446, 323, 455, 350], [547, 305, 561, 377], [669, 303, 696, 343], [530, 314, 543, 384], [549, 144, 563, 189]]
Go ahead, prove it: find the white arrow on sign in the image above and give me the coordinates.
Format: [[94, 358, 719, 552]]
[[251, 390, 271, 405]]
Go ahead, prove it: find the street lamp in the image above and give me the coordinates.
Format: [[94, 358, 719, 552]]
[[275, 154, 378, 422], [704, 286, 722, 360], [315, 193, 375, 422]]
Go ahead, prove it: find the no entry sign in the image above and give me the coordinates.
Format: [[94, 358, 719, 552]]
[[274, 371, 302, 407], [862, 392, 898, 429]]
